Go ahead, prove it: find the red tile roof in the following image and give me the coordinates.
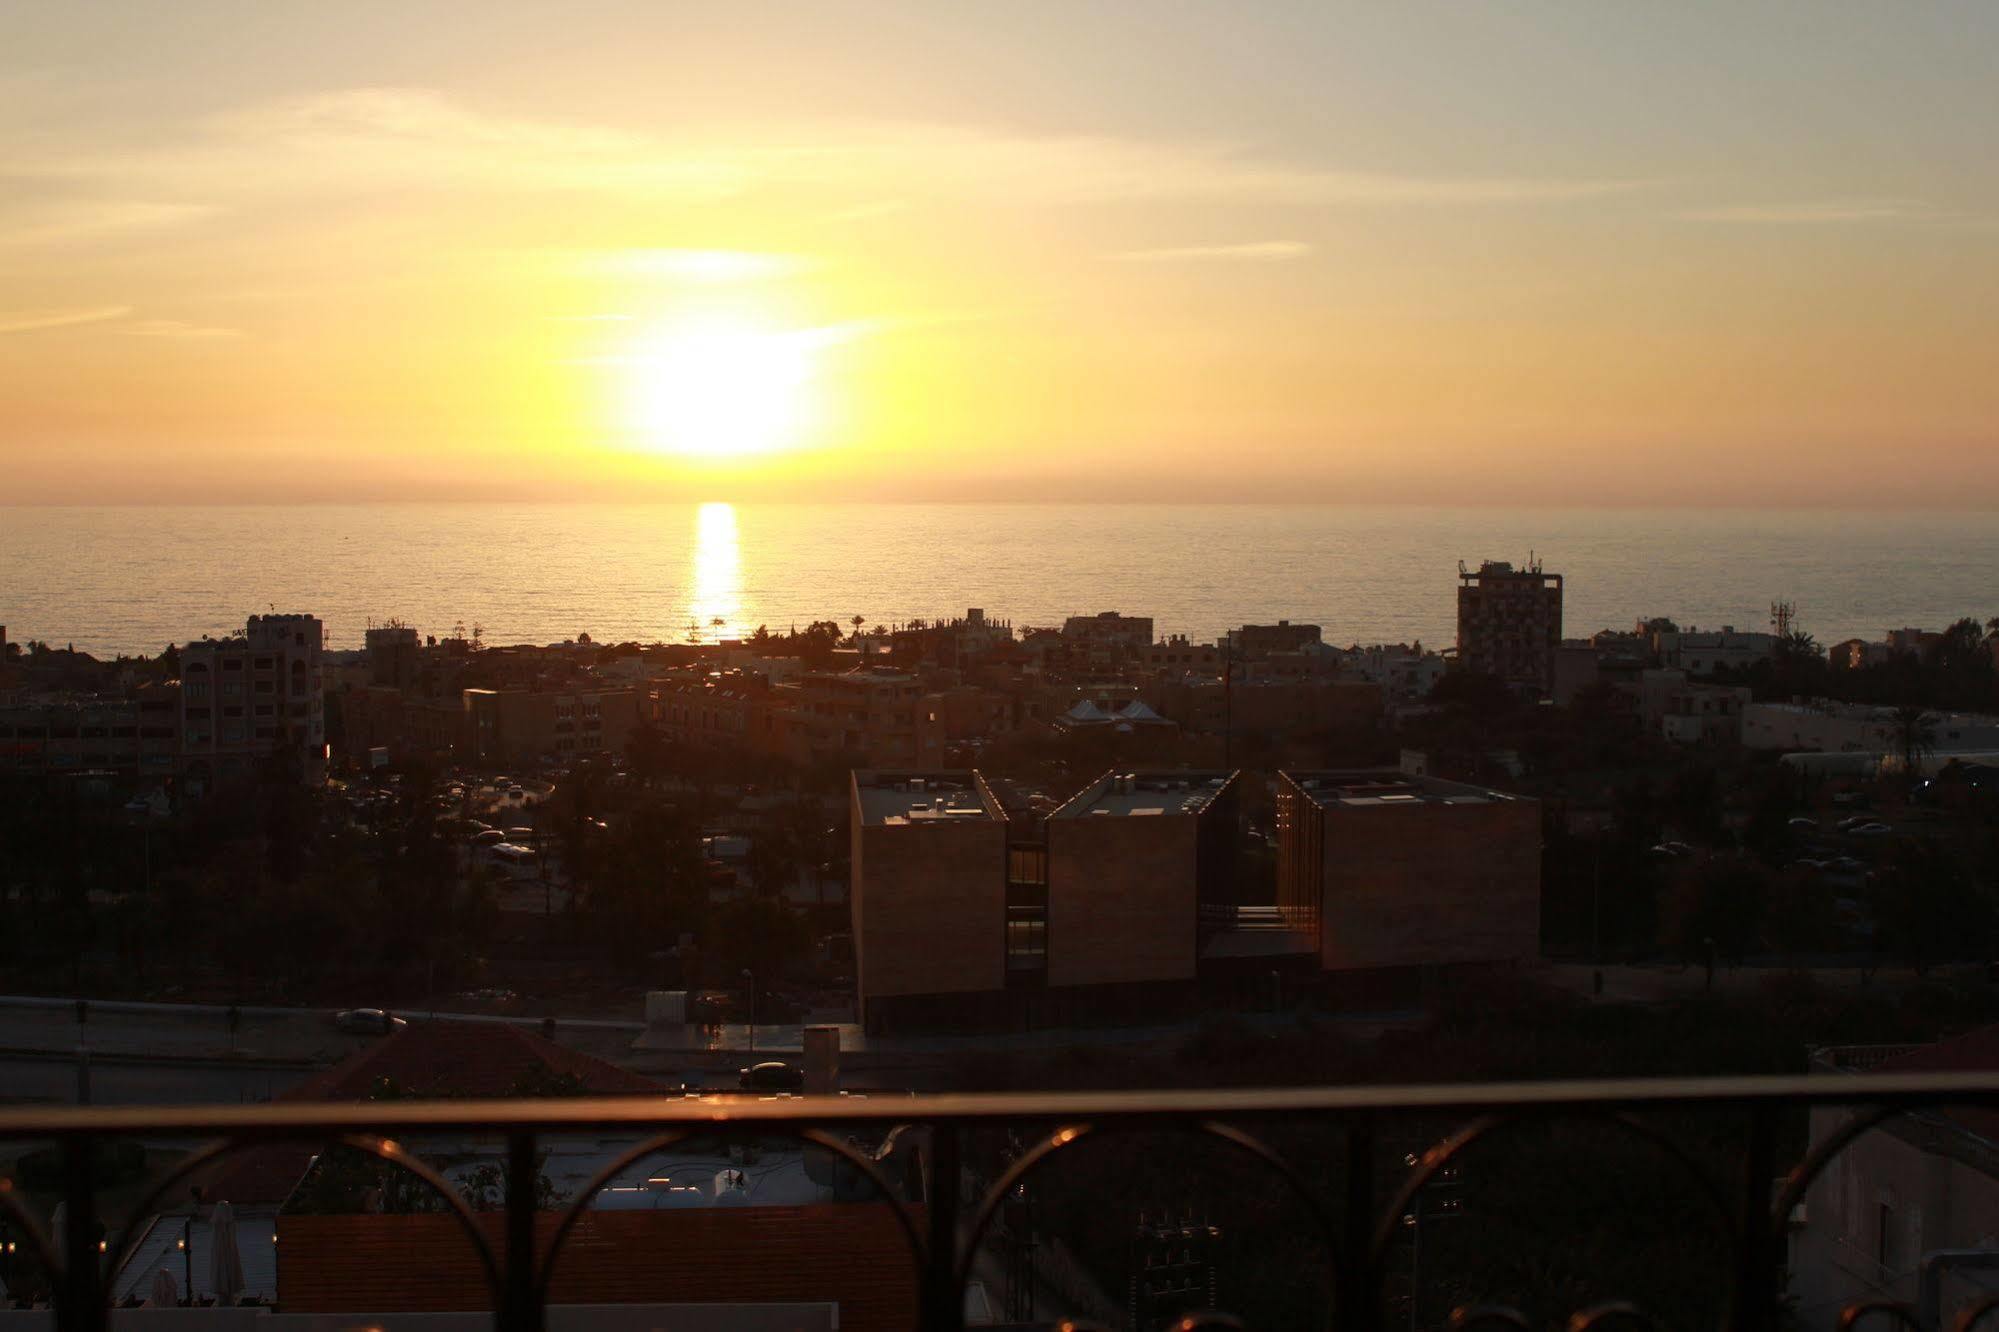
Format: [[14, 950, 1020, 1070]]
[[203, 1022, 663, 1204]]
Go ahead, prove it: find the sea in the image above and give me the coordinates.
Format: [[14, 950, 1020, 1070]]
[[2, 504, 1994, 660]]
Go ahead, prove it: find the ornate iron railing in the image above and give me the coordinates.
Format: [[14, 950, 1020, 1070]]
[[4, 1072, 1999, 1331]]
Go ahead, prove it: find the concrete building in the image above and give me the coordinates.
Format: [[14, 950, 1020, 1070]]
[[1143, 635, 1224, 676], [848, 768, 1242, 1032], [778, 669, 942, 767], [179, 613, 327, 786], [363, 623, 421, 690], [1656, 627, 1779, 677], [1456, 559, 1564, 694], [1227, 620, 1323, 658], [463, 686, 640, 765], [1744, 702, 1999, 756], [1275, 770, 1541, 988], [1636, 669, 1753, 745], [0, 684, 181, 778], [848, 771, 1012, 1033], [1060, 611, 1156, 666], [1790, 1032, 1999, 1331]]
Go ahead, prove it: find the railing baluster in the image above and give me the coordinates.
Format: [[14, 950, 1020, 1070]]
[[1727, 1104, 1779, 1332], [923, 1121, 964, 1332], [504, 1131, 543, 1332], [60, 1135, 104, 1332], [1342, 1109, 1376, 1332]]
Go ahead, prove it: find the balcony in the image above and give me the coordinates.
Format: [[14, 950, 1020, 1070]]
[[3, 1073, 1998, 1332]]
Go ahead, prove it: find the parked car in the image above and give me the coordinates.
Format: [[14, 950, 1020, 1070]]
[[1787, 816, 1818, 831], [472, 829, 507, 845], [332, 1008, 407, 1035], [738, 1061, 805, 1092], [1850, 822, 1894, 837]]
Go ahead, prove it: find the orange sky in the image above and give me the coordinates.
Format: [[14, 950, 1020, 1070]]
[[4, 3, 1998, 507]]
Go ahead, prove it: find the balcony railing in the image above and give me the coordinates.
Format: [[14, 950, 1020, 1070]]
[[5, 1072, 1999, 1332]]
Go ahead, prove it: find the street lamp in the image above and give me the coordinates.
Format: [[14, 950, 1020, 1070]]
[[741, 968, 755, 1055]]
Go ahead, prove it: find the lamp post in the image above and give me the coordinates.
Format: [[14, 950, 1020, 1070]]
[[741, 968, 755, 1055]]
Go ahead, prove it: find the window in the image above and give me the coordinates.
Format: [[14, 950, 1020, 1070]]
[[254, 704, 274, 717]]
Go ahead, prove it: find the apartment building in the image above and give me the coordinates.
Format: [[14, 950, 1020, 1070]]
[[1457, 559, 1564, 694], [0, 684, 181, 778], [463, 686, 640, 765], [778, 669, 942, 768], [849, 768, 1241, 1032], [179, 613, 327, 786], [1276, 769, 1541, 988], [1227, 620, 1323, 657]]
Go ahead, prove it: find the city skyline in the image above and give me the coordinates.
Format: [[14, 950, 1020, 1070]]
[[6, 3, 1999, 508]]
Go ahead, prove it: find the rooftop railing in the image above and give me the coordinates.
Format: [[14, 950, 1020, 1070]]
[[4, 1072, 1999, 1331]]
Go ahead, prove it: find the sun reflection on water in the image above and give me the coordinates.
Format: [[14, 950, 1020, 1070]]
[[687, 501, 743, 643]]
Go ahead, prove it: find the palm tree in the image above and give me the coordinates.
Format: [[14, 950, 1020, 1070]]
[[1886, 705, 1937, 781]]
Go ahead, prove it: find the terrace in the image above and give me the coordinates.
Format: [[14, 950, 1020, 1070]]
[[6, 1074, 1999, 1331]]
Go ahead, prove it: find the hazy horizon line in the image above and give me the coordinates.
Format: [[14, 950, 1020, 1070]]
[[5, 497, 1998, 513]]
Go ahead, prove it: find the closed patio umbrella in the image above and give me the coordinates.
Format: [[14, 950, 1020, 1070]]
[[208, 1201, 244, 1307]]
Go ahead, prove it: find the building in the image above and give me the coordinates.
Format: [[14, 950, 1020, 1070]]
[[848, 772, 1013, 1033], [1744, 702, 1999, 756], [1060, 611, 1156, 666], [1152, 676, 1381, 739], [463, 686, 640, 765], [1790, 1032, 1999, 1331], [1227, 620, 1323, 657], [1275, 770, 1541, 994], [778, 669, 942, 767], [0, 685, 181, 778], [178, 613, 327, 787], [1456, 559, 1564, 694], [1636, 669, 1753, 745], [1143, 635, 1224, 676], [848, 768, 1241, 1032], [337, 684, 465, 767], [1656, 627, 1779, 677], [363, 622, 421, 690]]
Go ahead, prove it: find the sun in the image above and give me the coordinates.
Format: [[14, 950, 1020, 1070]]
[[622, 315, 824, 459]]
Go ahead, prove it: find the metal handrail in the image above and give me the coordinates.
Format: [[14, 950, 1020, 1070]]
[[6, 1072, 1999, 1332]]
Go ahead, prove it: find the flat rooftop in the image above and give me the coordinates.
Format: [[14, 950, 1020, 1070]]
[[853, 771, 998, 827], [1053, 770, 1236, 818], [1284, 769, 1518, 808]]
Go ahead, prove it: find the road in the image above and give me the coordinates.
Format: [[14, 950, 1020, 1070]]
[[0, 1049, 309, 1106]]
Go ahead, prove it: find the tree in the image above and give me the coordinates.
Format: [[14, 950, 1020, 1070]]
[[1886, 705, 1937, 781]]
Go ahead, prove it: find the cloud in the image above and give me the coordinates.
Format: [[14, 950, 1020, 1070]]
[[1113, 241, 1313, 263], [7, 87, 1646, 214], [0, 201, 216, 247], [0, 304, 132, 335], [119, 318, 242, 339], [580, 248, 811, 282], [1677, 199, 1940, 224]]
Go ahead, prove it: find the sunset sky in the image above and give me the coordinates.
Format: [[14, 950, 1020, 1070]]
[[5, 2, 1998, 507]]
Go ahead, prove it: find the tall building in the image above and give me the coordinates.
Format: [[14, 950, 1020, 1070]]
[[1456, 558, 1563, 694], [179, 613, 326, 787], [1275, 769, 1541, 997], [848, 768, 1241, 1033], [363, 622, 421, 690]]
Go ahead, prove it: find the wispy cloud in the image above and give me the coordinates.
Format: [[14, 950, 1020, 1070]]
[[0, 304, 132, 335], [7, 87, 1646, 214], [0, 201, 216, 248], [119, 318, 242, 339], [580, 248, 812, 282], [1677, 199, 1941, 225], [1113, 241, 1313, 263]]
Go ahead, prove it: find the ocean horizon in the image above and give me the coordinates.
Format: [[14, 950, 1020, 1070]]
[[5, 502, 1996, 660]]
